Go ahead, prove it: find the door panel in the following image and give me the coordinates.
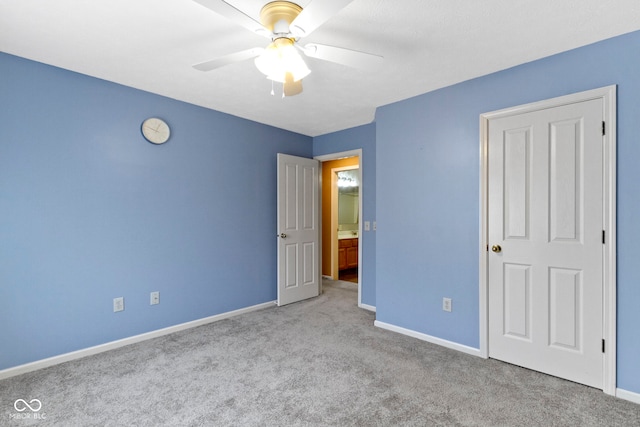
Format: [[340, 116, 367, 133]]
[[284, 244, 298, 288], [277, 153, 320, 306], [302, 242, 315, 284], [503, 263, 531, 340], [549, 119, 581, 242], [549, 267, 581, 350], [488, 98, 603, 389], [504, 127, 531, 240]]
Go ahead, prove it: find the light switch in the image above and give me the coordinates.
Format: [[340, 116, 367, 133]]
[[364, 221, 370, 231]]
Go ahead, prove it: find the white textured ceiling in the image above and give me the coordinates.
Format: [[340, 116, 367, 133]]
[[1, 0, 640, 136]]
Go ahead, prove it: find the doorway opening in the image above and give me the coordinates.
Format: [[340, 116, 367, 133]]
[[336, 168, 360, 283], [315, 150, 363, 307]]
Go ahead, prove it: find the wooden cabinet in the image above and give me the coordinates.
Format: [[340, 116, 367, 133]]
[[338, 246, 347, 270], [338, 238, 358, 271], [346, 245, 358, 269]]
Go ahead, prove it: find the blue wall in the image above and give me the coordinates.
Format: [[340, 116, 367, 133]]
[[0, 53, 311, 370], [3, 29, 639, 396], [375, 30, 640, 394], [312, 123, 376, 307]]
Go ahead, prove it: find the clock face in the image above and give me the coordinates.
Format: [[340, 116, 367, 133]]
[[141, 118, 170, 144]]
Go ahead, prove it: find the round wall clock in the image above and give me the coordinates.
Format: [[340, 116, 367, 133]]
[[141, 117, 171, 144]]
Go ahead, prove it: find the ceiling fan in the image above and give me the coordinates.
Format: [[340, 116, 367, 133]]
[[192, 0, 383, 96]]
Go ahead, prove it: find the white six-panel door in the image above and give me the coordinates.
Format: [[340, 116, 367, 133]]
[[488, 98, 604, 388], [277, 153, 320, 306]]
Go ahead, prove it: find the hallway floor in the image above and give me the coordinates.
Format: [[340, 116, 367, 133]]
[[339, 268, 358, 283]]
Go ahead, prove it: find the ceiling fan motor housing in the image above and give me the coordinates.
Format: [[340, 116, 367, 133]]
[[260, 1, 302, 34]]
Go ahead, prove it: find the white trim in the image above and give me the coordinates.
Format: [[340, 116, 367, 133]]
[[314, 149, 362, 162], [479, 112, 490, 359], [315, 149, 364, 307], [479, 85, 617, 394], [359, 303, 376, 312], [616, 388, 640, 405], [374, 321, 482, 357], [602, 86, 617, 397], [0, 301, 276, 380]]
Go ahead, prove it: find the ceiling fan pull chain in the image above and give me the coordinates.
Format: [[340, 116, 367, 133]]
[[270, 79, 275, 96]]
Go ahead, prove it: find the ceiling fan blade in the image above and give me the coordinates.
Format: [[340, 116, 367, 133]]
[[301, 43, 383, 70], [193, 0, 271, 37], [193, 47, 264, 71], [290, 0, 354, 37]]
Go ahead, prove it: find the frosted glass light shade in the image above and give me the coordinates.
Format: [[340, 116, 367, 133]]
[[254, 38, 310, 83]]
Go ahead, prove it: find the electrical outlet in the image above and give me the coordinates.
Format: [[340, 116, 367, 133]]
[[443, 297, 452, 312], [150, 291, 160, 305], [113, 297, 124, 312]]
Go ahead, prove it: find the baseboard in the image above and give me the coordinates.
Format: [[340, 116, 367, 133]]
[[359, 303, 376, 312], [617, 388, 640, 404], [0, 300, 276, 380], [374, 320, 482, 357]]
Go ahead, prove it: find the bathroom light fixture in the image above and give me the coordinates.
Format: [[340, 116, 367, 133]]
[[337, 171, 358, 188]]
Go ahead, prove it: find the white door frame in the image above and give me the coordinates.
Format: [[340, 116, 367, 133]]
[[479, 86, 617, 395], [315, 149, 364, 308]]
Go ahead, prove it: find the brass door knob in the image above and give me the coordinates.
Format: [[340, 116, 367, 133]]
[[491, 245, 502, 253]]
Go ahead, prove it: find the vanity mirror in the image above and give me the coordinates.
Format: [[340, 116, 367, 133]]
[[337, 170, 359, 227]]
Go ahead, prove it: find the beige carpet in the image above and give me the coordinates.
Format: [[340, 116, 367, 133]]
[[1, 279, 639, 426]]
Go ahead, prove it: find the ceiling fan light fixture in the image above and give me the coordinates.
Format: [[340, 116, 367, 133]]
[[193, 0, 385, 98], [283, 72, 303, 96], [254, 37, 310, 83]]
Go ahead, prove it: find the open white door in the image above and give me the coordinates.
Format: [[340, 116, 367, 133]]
[[277, 153, 320, 306]]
